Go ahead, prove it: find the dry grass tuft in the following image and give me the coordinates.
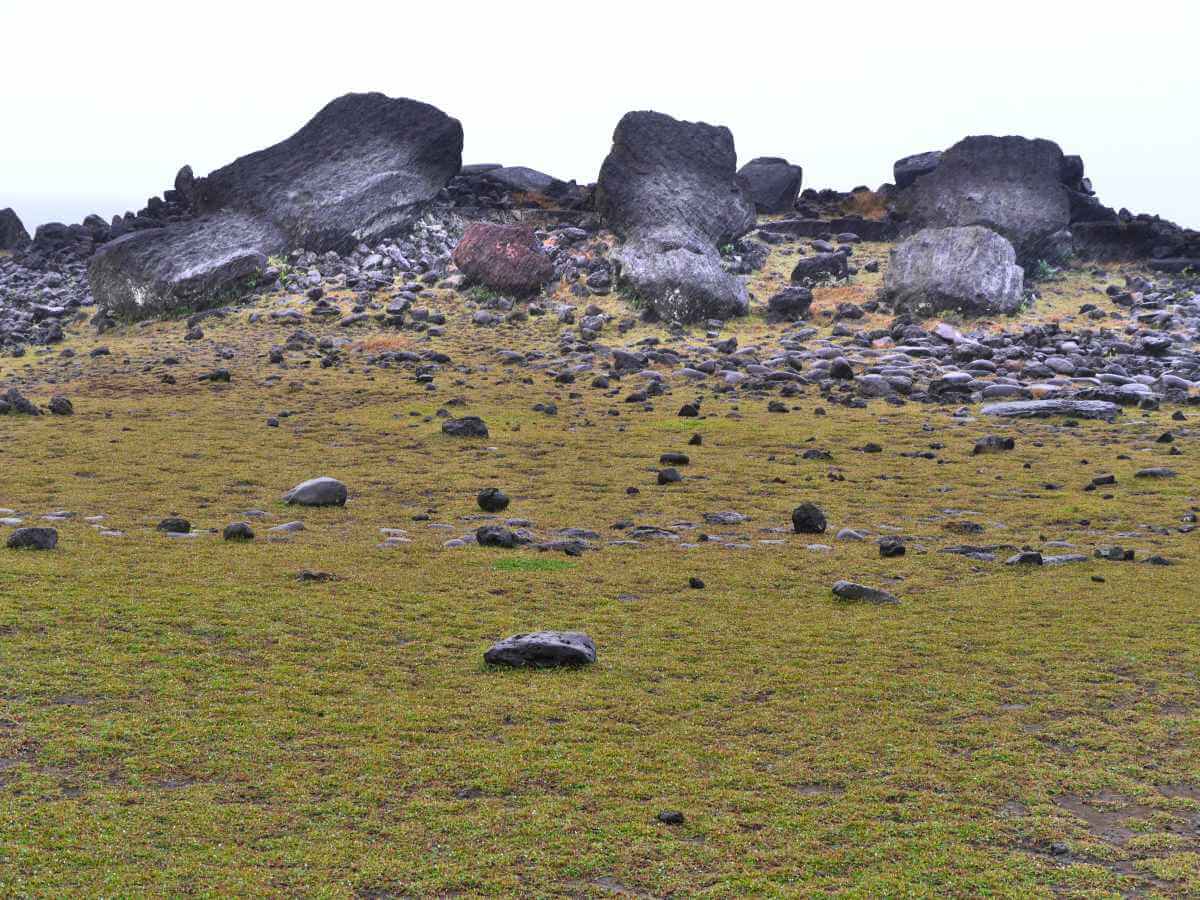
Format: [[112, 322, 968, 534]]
[[508, 191, 559, 210], [353, 334, 413, 353], [841, 190, 890, 221]]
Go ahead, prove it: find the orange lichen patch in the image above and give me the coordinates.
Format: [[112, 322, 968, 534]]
[[841, 190, 890, 221], [808, 282, 889, 331], [812, 283, 872, 308], [353, 335, 413, 353], [507, 191, 559, 210]]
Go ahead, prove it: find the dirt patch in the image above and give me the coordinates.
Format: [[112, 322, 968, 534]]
[[1157, 784, 1200, 802], [789, 783, 847, 797], [1055, 793, 1156, 847]]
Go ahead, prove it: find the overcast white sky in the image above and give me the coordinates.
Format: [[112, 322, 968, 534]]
[[2, 1, 1197, 231]]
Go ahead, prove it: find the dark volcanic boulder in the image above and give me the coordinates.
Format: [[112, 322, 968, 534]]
[[481, 166, 577, 199], [791, 502, 827, 534], [790, 253, 848, 285], [477, 487, 511, 513], [442, 416, 489, 438], [1071, 218, 1192, 261], [88, 212, 282, 320], [0, 388, 42, 415], [0, 208, 30, 250], [452, 222, 554, 296], [1067, 190, 1118, 225], [766, 286, 813, 320], [882, 226, 1024, 317], [892, 151, 942, 189], [89, 93, 463, 320], [197, 93, 463, 251], [737, 157, 803, 214], [7, 527, 57, 550], [897, 136, 1071, 266], [596, 110, 756, 323]]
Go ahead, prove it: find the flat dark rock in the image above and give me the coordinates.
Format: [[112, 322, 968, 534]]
[[442, 416, 489, 438], [283, 476, 348, 507], [832, 580, 899, 604], [7, 527, 57, 550], [981, 400, 1121, 420], [88, 212, 282, 321]]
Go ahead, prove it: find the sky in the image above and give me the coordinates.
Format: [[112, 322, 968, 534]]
[[2, 1, 1198, 231]]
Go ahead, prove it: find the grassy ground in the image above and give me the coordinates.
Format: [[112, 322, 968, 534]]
[[1, 243, 1198, 897]]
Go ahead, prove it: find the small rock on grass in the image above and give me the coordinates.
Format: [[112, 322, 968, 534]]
[[476, 524, 518, 548], [6, 527, 57, 550], [832, 580, 899, 604], [283, 477, 347, 507], [156, 516, 191, 534], [973, 435, 1014, 455], [1135, 467, 1176, 479], [297, 570, 335, 582], [792, 503, 827, 534], [442, 416, 489, 438], [1006, 551, 1043, 565], [484, 631, 597, 667], [477, 487, 510, 512], [223, 522, 254, 541]]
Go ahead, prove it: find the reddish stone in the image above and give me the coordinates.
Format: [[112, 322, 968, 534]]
[[452, 222, 554, 296]]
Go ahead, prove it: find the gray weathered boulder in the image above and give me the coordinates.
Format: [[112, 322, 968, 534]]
[[283, 476, 348, 507], [882, 226, 1025, 317], [88, 212, 282, 320], [897, 136, 1071, 266], [90, 93, 463, 320], [596, 111, 756, 323], [981, 400, 1121, 420], [737, 157, 802, 213], [0, 208, 30, 250], [7, 527, 57, 550], [484, 631, 597, 667], [196, 93, 462, 251]]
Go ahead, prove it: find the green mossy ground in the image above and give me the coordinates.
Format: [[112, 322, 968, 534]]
[[1, 242, 1197, 897]]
